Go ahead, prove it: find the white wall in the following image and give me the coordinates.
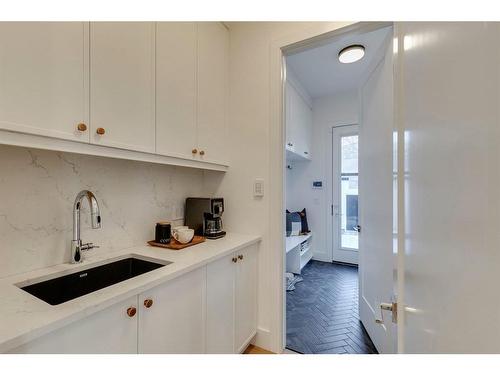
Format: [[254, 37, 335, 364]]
[[218, 22, 341, 351], [288, 91, 359, 262], [0, 145, 220, 278]]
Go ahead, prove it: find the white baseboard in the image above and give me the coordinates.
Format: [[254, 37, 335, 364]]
[[254, 326, 276, 353], [312, 254, 331, 263]]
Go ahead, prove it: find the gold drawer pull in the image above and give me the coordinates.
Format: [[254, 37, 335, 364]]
[[96, 127, 106, 135], [144, 299, 153, 308], [77, 123, 87, 132]]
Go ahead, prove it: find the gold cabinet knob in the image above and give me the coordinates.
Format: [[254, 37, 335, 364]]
[[199, 150, 205, 156], [77, 123, 87, 132], [192, 148, 198, 154], [232, 257, 237, 263], [126, 307, 137, 317], [144, 299, 153, 309], [96, 127, 106, 135], [238, 254, 244, 260]]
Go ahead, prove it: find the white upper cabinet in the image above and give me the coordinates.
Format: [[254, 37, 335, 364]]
[[197, 22, 229, 164], [90, 22, 155, 153], [0, 22, 229, 171], [285, 79, 312, 161], [0, 22, 89, 143], [156, 22, 197, 159]]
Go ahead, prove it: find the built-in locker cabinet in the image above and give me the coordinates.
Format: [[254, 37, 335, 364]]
[[8, 296, 138, 354], [0, 22, 89, 143], [138, 267, 206, 354], [156, 22, 198, 159], [234, 244, 258, 352], [197, 22, 229, 164], [90, 22, 155, 153]]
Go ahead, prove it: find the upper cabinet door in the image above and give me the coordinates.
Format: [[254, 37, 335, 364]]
[[197, 22, 229, 164], [0, 22, 89, 142], [156, 22, 197, 159], [90, 22, 155, 153]]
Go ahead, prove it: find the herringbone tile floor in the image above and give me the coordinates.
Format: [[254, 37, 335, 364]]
[[286, 260, 378, 354]]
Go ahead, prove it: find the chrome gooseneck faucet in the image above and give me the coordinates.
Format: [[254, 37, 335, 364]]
[[71, 190, 101, 264]]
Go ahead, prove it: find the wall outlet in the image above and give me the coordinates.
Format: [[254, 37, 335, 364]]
[[254, 178, 264, 197]]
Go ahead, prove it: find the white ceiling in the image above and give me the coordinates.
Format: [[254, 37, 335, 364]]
[[286, 27, 392, 99]]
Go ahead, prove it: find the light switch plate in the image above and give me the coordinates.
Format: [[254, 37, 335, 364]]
[[254, 178, 264, 197]]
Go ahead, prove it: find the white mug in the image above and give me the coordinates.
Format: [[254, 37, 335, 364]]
[[173, 228, 194, 244], [172, 226, 188, 236]]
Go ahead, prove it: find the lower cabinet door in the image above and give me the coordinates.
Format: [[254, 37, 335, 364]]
[[9, 296, 139, 354], [235, 244, 258, 352], [206, 252, 236, 353], [138, 268, 206, 354]]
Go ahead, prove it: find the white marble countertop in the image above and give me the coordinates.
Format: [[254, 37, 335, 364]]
[[0, 232, 261, 353]]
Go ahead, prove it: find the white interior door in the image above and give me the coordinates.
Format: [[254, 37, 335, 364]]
[[358, 32, 396, 354], [332, 125, 360, 265], [400, 22, 500, 353]]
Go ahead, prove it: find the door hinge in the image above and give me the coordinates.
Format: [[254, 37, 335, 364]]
[[331, 205, 333, 216]]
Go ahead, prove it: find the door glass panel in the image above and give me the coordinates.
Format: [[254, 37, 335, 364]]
[[340, 135, 359, 249]]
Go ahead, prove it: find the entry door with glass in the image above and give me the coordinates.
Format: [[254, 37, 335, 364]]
[[332, 125, 359, 264]]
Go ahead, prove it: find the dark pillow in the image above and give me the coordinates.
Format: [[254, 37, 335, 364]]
[[286, 211, 302, 236], [286, 208, 310, 235], [297, 208, 310, 234]]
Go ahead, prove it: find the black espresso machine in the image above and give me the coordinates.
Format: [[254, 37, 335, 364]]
[[185, 198, 226, 239]]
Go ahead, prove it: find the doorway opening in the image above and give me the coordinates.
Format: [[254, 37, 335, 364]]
[[283, 23, 395, 354]]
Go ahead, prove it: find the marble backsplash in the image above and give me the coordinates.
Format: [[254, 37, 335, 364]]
[[0, 145, 220, 278]]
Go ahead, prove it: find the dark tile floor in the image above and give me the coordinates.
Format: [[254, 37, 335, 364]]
[[286, 260, 378, 354]]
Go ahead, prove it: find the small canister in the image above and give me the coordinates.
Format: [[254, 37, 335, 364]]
[[155, 222, 171, 244]]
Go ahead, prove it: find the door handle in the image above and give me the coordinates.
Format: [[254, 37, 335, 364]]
[[354, 225, 361, 232], [375, 302, 397, 324]]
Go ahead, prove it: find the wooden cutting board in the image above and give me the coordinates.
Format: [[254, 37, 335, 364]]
[[147, 235, 205, 250]]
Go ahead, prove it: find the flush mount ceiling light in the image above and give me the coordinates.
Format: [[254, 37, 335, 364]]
[[338, 44, 365, 64]]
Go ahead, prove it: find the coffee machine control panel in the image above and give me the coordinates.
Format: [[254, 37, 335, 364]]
[[211, 199, 224, 217]]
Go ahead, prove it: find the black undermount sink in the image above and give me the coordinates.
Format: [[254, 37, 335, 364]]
[[19, 256, 171, 305]]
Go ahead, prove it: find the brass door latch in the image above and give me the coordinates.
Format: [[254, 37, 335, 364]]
[[375, 302, 397, 324]]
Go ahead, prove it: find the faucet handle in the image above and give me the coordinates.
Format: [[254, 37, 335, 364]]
[[81, 243, 99, 252]]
